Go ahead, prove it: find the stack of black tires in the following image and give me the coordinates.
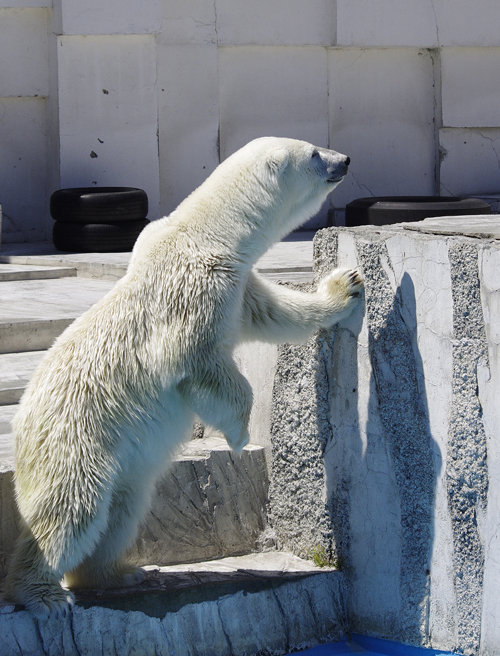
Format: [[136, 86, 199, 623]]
[[50, 187, 149, 253]]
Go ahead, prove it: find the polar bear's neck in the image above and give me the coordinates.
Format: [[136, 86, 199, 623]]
[[170, 174, 327, 268]]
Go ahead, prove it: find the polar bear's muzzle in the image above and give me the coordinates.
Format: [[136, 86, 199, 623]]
[[326, 155, 350, 183], [313, 145, 350, 184]]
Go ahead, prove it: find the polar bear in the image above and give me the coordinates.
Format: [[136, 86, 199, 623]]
[[5, 137, 363, 619]]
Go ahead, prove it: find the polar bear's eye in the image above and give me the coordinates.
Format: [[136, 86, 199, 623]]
[[312, 151, 320, 159]]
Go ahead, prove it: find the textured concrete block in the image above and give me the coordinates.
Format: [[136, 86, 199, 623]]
[[478, 245, 500, 655], [216, 0, 335, 46], [328, 48, 436, 208], [126, 438, 268, 565], [0, 8, 49, 97], [218, 46, 329, 159], [55, 0, 162, 35], [310, 222, 500, 654], [439, 128, 500, 196], [157, 44, 219, 217], [337, 0, 500, 47], [0, 98, 49, 243], [57, 35, 160, 217], [442, 48, 500, 128]]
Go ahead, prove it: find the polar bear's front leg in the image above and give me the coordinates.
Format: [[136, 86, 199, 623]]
[[240, 269, 363, 344], [179, 358, 253, 453]]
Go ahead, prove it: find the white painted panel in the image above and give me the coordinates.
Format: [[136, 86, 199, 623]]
[[216, 0, 335, 46], [441, 48, 500, 128], [439, 128, 500, 197], [57, 35, 160, 217], [158, 0, 216, 45], [218, 46, 329, 160], [0, 98, 49, 242], [432, 0, 500, 47], [328, 48, 436, 208], [0, 8, 49, 97], [337, 0, 438, 47], [57, 0, 162, 35], [157, 44, 219, 217], [337, 0, 500, 47]]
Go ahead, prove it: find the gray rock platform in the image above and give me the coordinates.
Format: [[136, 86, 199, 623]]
[[0, 553, 345, 656]]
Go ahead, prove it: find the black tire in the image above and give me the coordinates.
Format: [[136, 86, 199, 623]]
[[53, 219, 149, 253], [50, 187, 148, 224], [345, 196, 491, 227]]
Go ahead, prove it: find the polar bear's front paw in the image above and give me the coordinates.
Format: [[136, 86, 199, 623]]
[[225, 428, 250, 455], [318, 267, 364, 322]]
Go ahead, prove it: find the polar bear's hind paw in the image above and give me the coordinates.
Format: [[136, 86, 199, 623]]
[[24, 585, 75, 620]]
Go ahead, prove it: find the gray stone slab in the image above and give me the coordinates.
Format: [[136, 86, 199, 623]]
[[0, 232, 315, 279], [0, 405, 16, 470], [129, 437, 269, 566], [0, 563, 344, 656], [0, 351, 45, 404], [0, 277, 115, 322], [0, 264, 76, 281], [402, 214, 500, 239], [74, 552, 335, 603], [0, 318, 75, 354], [0, 278, 115, 353]]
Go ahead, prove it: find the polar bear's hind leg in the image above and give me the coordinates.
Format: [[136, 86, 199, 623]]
[[4, 526, 75, 619]]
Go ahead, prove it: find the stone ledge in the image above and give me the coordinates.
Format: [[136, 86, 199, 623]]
[[402, 215, 500, 239], [0, 556, 344, 656]]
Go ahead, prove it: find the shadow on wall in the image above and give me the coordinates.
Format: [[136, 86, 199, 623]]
[[325, 255, 439, 645]]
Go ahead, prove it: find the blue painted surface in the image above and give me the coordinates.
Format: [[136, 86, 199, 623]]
[[288, 634, 458, 655]]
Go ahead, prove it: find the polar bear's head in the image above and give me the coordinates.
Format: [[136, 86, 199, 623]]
[[217, 137, 350, 239], [133, 137, 350, 266]]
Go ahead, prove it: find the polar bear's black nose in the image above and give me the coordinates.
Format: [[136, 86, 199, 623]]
[[345, 157, 351, 166]]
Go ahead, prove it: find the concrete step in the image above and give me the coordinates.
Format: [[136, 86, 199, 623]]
[[0, 277, 115, 353], [0, 552, 344, 656], [0, 433, 269, 579], [0, 263, 77, 281], [0, 351, 45, 405], [0, 404, 16, 466]]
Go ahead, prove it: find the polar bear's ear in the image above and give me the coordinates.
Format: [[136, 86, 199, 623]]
[[267, 148, 289, 175]]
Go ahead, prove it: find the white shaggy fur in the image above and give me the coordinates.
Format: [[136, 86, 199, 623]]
[[5, 137, 363, 618]]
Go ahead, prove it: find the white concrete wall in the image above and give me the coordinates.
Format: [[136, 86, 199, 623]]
[[1, 0, 499, 241]]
